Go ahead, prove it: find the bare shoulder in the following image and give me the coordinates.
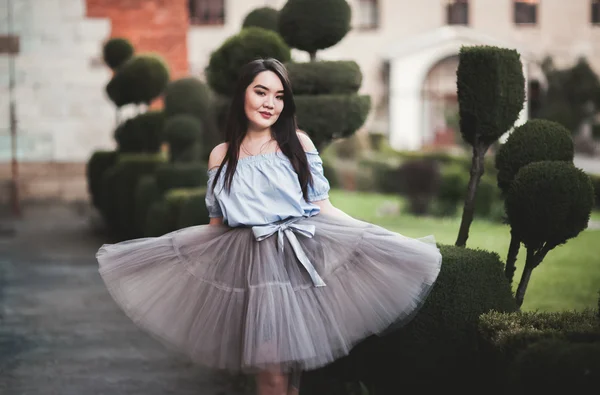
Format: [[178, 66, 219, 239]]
[[208, 143, 228, 170], [296, 130, 316, 152]]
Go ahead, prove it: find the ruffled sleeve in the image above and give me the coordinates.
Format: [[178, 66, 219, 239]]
[[306, 151, 331, 202], [205, 169, 223, 218]]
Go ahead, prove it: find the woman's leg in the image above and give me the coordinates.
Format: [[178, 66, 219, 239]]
[[256, 370, 288, 395]]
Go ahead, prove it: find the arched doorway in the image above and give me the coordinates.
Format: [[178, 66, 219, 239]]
[[421, 55, 460, 149]]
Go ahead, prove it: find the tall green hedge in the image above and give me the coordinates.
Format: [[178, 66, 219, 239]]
[[86, 150, 119, 209], [114, 111, 165, 153], [100, 154, 165, 240]]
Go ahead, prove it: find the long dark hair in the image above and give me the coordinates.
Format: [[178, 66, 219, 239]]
[[212, 58, 313, 200]]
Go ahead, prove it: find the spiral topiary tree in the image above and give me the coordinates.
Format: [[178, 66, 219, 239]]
[[242, 7, 280, 33], [454, 45, 525, 247], [164, 115, 203, 163], [163, 77, 216, 161], [102, 37, 134, 70], [206, 27, 291, 96], [505, 161, 594, 307], [495, 119, 574, 284], [106, 53, 170, 107], [279, 0, 351, 61]]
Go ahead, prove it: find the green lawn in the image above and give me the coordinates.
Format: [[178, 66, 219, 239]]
[[329, 189, 600, 313]]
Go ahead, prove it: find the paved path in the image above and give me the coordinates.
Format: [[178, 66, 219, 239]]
[[0, 203, 249, 395]]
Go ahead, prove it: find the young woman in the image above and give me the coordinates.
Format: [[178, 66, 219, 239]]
[[97, 58, 442, 395]]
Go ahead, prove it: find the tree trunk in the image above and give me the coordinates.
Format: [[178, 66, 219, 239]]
[[505, 230, 521, 284], [515, 248, 535, 308], [309, 51, 317, 62], [455, 143, 487, 247]]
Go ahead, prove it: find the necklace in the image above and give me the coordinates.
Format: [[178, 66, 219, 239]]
[[241, 137, 274, 157]]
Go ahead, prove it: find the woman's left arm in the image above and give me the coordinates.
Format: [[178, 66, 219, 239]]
[[296, 131, 354, 220], [311, 198, 355, 220]]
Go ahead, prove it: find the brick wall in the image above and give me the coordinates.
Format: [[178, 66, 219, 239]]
[[86, 0, 190, 79]]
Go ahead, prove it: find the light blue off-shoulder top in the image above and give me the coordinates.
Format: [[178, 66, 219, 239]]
[[205, 150, 330, 227]]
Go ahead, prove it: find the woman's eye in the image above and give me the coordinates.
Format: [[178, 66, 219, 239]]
[[256, 91, 266, 96], [276, 96, 284, 101]]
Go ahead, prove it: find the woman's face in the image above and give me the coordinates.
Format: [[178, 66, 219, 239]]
[[244, 70, 285, 132]]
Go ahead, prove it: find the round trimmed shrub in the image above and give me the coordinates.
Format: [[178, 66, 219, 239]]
[[206, 27, 291, 96], [242, 7, 279, 32], [102, 37, 134, 70], [86, 150, 119, 209], [506, 161, 595, 250], [495, 119, 574, 194], [164, 115, 203, 162], [588, 173, 600, 208], [279, 0, 351, 59], [155, 163, 209, 193], [457, 46, 525, 146], [164, 77, 212, 121], [106, 54, 170, 106], [339, 245, 517, 394], [286, 61, 362, 95], [294, 94, 371, 150], [114, 111, 166, 153]]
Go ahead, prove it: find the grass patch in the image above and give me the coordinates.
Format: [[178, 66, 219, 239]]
[[329, 189, 600, 313]]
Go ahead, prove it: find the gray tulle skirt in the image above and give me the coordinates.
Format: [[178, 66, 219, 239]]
[[96, 214, 442, 374]]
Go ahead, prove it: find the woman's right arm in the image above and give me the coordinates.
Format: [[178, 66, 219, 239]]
[[207, 143, 228, 226]]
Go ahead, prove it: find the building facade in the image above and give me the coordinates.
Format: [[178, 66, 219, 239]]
[[2, 0, 600, 201]]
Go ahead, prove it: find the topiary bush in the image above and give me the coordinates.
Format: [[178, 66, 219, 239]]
[[242, 7, 280, 32], [133, 175, 160, 236], [589, 173, 600, 208], [506, 161, 595, 307], [495, 119, 574, 195], [102, 37, 134, 70], [86, 150, 119, 210], [286, 61, 362, 95], [114, 111, 166, 153], [106, 54, 170, 107], [279, 0, 351, 61], [506, 161, 594, 252], [176, 188, 210, 228], [144, 188, 209, 237], [164, 77, 212, 121], [295, 94, 371, 150], [206, 27, 291, 96], [155, 163, 209, 193], [454, 45, 525, 247], [335, 245, 517, 394], [164, 114, 203, 162], [100, 154, 165, 240]]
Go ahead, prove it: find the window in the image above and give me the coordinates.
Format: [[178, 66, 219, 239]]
[[188, 0, 225, 25], [357, 0, 379, 29], [446, 1, 469, 25], [593, 0, 600, 24], [514, 0, 538, 25]]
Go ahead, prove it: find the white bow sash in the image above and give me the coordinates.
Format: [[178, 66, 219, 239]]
[[251, 218, 326, 287]]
